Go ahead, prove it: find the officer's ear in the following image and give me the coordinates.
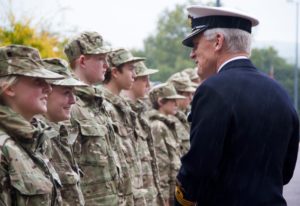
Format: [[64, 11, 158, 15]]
[[213, 32, 225, 52]]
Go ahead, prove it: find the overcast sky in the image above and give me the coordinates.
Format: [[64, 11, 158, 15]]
[[0, 0, 298, 59]]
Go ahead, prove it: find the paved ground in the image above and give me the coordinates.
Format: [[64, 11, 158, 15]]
[[283, 148, 300, 206]]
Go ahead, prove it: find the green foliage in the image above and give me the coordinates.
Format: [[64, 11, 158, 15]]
[[0, 1, 68, 58], [250, 46, 297, 109], [134, 0, 297, 108], [133, 0, 224, 82], [136, 3, 195, 82]]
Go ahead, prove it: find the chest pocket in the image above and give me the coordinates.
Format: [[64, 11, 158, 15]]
[[5, 140, 53, 205], [10, 172, 53, 206], [135, 127, 148, 141], [77, 120, 109, 166], [164, 131, 178, 152], [113, 123, 137, 163], [10, 172, 52, 195], [176, 124, 189, 141]]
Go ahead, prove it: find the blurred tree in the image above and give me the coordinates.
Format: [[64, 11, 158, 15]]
[[251, 46, 295, 104], [132, 0, 297, 109], [132, 0, 224, 82], [0, 0, 68, 58], [132, 2, 196, 82]]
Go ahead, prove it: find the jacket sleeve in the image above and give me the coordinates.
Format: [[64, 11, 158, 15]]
[[282, 111, 299, 185], [0, 146, 11, 206], [176, 84, 232, 203]]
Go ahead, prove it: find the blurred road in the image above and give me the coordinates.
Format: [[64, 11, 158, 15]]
[[284, 147, 300, 206]]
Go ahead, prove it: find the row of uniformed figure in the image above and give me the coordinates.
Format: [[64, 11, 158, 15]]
[[0, 31, 201, 206]]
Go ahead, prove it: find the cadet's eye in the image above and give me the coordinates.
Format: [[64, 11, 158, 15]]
[[34, 78, 46, 86]]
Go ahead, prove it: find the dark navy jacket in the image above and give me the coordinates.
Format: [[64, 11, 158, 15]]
[[177, 59, 299, 206]]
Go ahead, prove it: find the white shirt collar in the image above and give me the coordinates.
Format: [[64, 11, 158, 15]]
[[217, 56, 248, 73]]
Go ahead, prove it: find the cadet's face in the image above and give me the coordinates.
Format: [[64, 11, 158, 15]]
[[131, 75, 150, 98], [177, 91, 192, 110], [116, 62, 136, 90], [84, 54, 108, 84], [161, 99, 178, 115], [46, 86, 76, 122], [9, 76, 52, 120], [190, 33, 218, 80]]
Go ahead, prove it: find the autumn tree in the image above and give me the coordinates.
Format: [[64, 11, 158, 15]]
[[0, 0, 68, 58]]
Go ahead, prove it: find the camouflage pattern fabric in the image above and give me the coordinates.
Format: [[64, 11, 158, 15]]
[[149, 83, 185, 105], [0, 44, 63, 79], [42, 58, 87, 87], [70, 86, 120, 205], [182, 68, 199, 82], [133, 61, 158, 77], [100, 86, 146, 205], [167, 72, 196, 93], [0, 105, 62, 206], [148, 110, 181, 206], [170, 111, 191, 155], [128, 99, 165, 206], [38, 116, 85, 206], [108, 48, 145, 67], [64, 31, 111, 62]]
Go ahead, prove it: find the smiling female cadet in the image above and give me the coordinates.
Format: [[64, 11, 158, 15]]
[[0, 45, 64, 206], [40, 58, 87, 206]]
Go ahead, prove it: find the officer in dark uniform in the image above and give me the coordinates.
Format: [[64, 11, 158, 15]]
[[175, 5, 299, 206]]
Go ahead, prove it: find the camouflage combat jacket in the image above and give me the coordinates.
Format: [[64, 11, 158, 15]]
[[70, 86, 119, 205], [148, 110, 181, 205], [101, 87, 146, 205], [38, 116, 85, 206], [128, 99, 165, 206], [171, 111, 191, 155], [0, 105, 62, 206]]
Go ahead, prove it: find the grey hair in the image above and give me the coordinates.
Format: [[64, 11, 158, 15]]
[[203, 28, 252, 55]]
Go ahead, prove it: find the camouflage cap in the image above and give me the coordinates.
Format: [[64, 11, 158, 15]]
[[108, 48, 145, 67], [168, 72, 196, 93], [134, 61, 158, 77], [0, 45, 64, 79], [64, 31, 111, 62], [42, 58, 87, 87], [182, 67, 199, 81], [149, 83, 185, 104]]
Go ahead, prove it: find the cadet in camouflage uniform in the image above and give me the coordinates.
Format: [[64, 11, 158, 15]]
[[168, 72, 196, 155], [39, 58, 87, 206], [122, 61, 165, 206], [64, 32, 124, 205], [0, 45, 64, 206], [148, 83, 185, 206], [102, 48, 147, 205]]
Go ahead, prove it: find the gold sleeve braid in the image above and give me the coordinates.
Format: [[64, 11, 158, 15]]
[[175, 185, 196, 206]]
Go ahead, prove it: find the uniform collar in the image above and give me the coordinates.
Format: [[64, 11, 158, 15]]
[[217, 56, 248, 73]]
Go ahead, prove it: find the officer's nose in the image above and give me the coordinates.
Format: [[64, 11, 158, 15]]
[[190, 49, 196, 60]]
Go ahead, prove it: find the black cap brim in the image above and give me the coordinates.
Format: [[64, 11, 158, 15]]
[[182, 25, 208, 47]]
